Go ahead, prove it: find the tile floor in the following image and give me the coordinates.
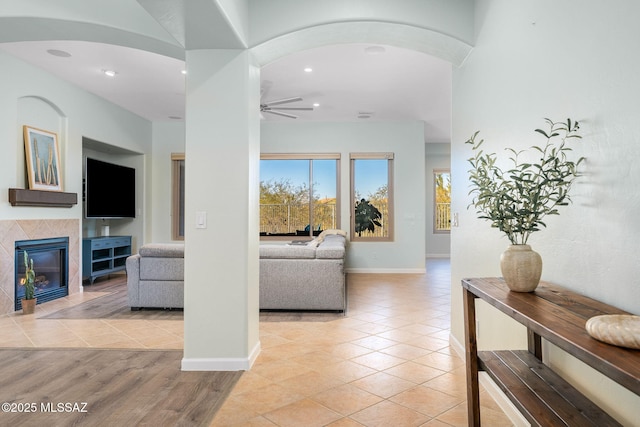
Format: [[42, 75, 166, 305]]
[[0, 259, 513, 426]]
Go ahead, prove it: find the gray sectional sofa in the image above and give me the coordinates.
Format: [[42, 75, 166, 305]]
[[259, 233, 347, 312], [125, 232, 347, 312], [126, 243, 184, 310]]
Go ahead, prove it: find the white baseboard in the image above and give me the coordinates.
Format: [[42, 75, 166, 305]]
[[449, 334, 529, 427], [181, 341, 261, 371], [345, 268, 425, 274]]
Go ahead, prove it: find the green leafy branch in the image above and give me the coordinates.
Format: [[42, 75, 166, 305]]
[[466, 118, 585, 245]]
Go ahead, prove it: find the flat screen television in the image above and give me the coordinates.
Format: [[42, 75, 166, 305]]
[[85, 157, 136, 218]]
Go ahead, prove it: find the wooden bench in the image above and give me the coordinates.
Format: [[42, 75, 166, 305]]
[[462, 278, 639, 426]]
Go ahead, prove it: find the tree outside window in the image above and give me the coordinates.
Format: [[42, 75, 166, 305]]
[[434, 169, 451, 232], [351, 153, 394, 241], [260, 154, 339, 239]]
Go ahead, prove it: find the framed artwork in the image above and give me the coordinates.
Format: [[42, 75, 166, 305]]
[[23, 125, 63, 192]]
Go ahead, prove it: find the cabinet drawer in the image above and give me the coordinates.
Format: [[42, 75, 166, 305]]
[[91, 239, 112, 249], [111, 238, 131, 247]]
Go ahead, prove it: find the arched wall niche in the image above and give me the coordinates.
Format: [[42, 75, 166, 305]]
[[16, 96, 67, 190]]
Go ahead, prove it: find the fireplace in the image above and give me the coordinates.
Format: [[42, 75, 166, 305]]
[[15, 237, 69, 311]]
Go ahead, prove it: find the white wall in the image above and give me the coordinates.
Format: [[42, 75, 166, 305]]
[[0, 50, 152, 251], [425, 143, 451, 257], [261, 121, 426, 272], [451, 1, 640, 423], [150, 122, 185, 243]]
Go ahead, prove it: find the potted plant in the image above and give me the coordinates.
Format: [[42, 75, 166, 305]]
[[20, 251, 37, 314], [354, 198, 382, 237], [466, 118, 585, 291]]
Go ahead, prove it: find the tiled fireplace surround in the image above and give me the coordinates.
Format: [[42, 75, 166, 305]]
[[0, 219, 80, 315]]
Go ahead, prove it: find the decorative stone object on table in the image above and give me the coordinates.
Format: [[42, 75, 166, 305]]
[[585, 314, 640, 350]]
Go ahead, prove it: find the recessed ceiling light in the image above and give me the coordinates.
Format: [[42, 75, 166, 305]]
[[181, 70, 187, 75], [365, 46, 386, 55], [313, 103, 320, 107], [47, 49, 71, 58], [304, 67, 313, 73], [103, 69, 117, 77]]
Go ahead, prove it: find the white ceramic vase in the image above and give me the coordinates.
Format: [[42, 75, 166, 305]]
[[500, 244, 542, 292]]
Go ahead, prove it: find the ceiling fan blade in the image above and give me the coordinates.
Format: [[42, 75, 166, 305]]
[[270, 107, 314, 111], [263, 97, 303, 106], [264, 110, 298, 119]]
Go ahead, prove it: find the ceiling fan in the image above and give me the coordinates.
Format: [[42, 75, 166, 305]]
[[260, 97, 313, 119]]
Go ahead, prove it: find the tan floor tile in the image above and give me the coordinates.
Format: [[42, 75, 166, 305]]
[[231, 383, 304, 414], [434, 402, 468, 427], [421, 419, 454, 426], [251, 357, 313, 382], [315, 360, 378, 383], [414, 350, 464, 371], [264, 398, 342, 427], [390, 385, 463, 417], [326, 418, 366, 427], [376, 328, 422, 343], [351, 351, 406, 371], [351, 371, 416, 399], [350, 400, 431, 427], [326, 342, 372, 360], [350, 335, 397, 351], [232, 371, 274, 394], [288, 350, 345, 368], [384, 361, 446, 384], [379, 343, 432, 360], [423, 372, 467, 399], [277, 370, 344, 396], [312, 383, 383, 416], [210, 396, 261, 426], [405, 335, 450, 352]]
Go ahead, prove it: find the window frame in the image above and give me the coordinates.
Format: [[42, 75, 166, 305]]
[[350, 152, 394, 242], [260, 153, 341, 241], [433, 168, 451, 234], [171, 153, 185, 241]]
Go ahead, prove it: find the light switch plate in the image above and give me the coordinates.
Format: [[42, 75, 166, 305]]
[[196, 211, 207, 229]]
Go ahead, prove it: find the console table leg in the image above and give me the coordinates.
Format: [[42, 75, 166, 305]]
[[463, 288, 481, 427]]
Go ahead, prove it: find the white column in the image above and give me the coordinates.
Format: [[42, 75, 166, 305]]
[[182, 49, 260, 371]]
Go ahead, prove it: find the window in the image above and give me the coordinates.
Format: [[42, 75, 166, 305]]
[[260, 154, 340, 239], [171, 153, 185, 240], [434, 169, 451, 232], [350, 153, 394, 241]]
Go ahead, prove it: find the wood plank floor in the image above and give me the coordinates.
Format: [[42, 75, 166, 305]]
[[2, 275, 239, 426], [0, 348, 240, 426], [43, 275, 184, 320]]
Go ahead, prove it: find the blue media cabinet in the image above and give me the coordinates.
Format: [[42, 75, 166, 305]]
[[82, 236, 132, 284]]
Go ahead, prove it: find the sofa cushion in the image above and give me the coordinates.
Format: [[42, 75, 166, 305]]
[[259, 245, 316, 259], [139, 243, 184, 258], [140, 257, 184, 281], [316, 235, 346, 259]]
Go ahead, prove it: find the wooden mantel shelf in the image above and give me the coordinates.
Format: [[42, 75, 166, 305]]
[[9, 188, 78, 208]]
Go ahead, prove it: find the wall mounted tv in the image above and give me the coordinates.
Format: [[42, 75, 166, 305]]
[[85, 157, 136, 218]]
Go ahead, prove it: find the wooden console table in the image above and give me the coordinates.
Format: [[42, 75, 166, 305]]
[[462, 277, 639, 427]]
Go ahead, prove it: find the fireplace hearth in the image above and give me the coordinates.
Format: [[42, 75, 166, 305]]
[[15, 237, 69, 311]]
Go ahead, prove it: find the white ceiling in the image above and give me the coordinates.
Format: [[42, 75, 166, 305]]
[[0, 40, 452, 143]]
